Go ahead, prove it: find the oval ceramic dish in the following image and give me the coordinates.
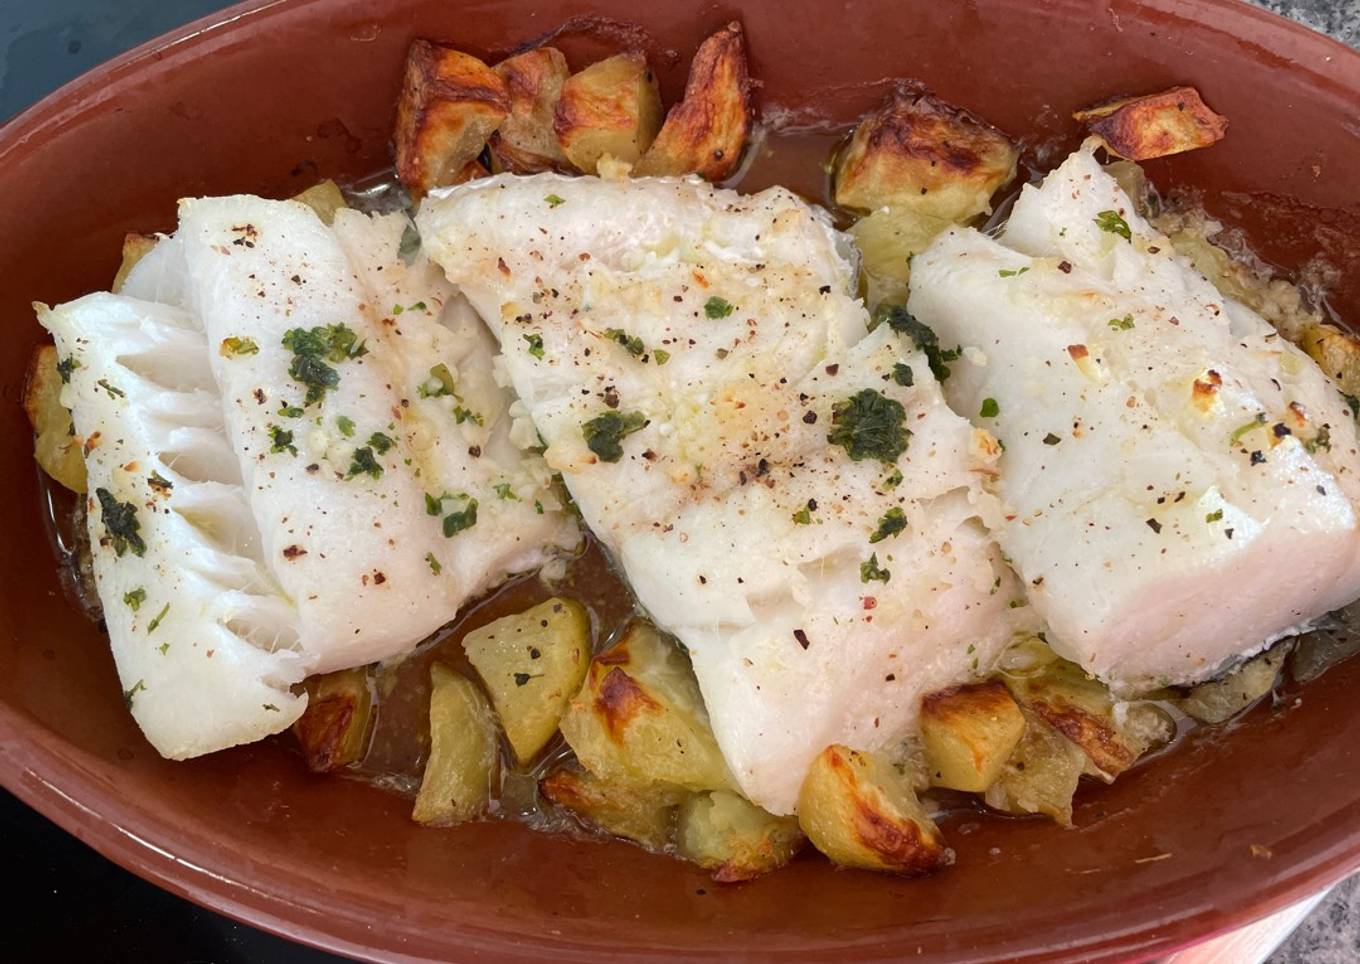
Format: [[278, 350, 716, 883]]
[[2, 0, 1360, 960]]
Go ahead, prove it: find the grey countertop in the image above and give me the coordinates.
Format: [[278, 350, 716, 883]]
[[1, 1, 1358, 961]]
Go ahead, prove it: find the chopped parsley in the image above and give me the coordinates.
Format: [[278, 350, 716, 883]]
[[122, 679, 146, 710], [425, 552, 442, 574], [220, 336, 259, 356], [56, 356, 80, 383], [998, 267, 1030, 278], [860, 553, 891, 584], [1206, 509, 1224, 523], [654, 348, 671, 365], [604, 328, 645, 357], [425, 492, 445, 516], [1095, 209, 1132, 241], [1107, 314, 1135, 331], [893, 363, 913, 387], [123, 588, 147, 611], [882, 467, 904, 490], [96, 488, 145, 558], [545, 194, 566, 207], [336, 415, 356, 437], [147, 603, 170, 634], [979, 397, 1000, 418], [792, 503, 814, 525], [1345, 393, 1360, 420], [418, 362, 456, 399], [583, 410, 649, 463], [97, 379, 125, 399], [1229, 413, 1267, 444], [443, 498, 479, 537], [281, 324, 366, 406], [268, 425, 297, 456], [453, 405, 483, 426], [147, 472, 173, 494], [1042, 433, 1062, 445], [494, 482, 519, 501], [367, 431, 395, 455], [878, 306, 961, 382], [704, 296, 735, 319], [1306, 426, 1332, 454], [347, 446, 383, 479], [277, 403, 304, 418], [827, 389, 910, 463], [869, 507, 907, 543], [523, 333, 545, 359], [398, 221, 421, 263]]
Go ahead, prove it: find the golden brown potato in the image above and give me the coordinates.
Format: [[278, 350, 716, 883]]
[[1298, 323, 1360, 397], [558, 620, 735, 793], [1074, 86, 1227, 161], [394, 40, 508, 197], [797, 744, 950, 875], [489, 47, 572, 173], [983, 708, 1086, 826], [1179, 644, 1290, 724], [849, 206, 952, 309], [111, 233, 158, 294], [919, 679, 1026, 792], [554, 52, 662, 174], [834, 87, 1018, 222], [292, 667, 374, 772], [462, 596, 591, 764], [677, 790, 804, 882], [412, 662, 499, 826], [290, 179, 348, 225], [633, 22, 753, 181], [539, 767, 681, 850], [23, 345, 86, 493]]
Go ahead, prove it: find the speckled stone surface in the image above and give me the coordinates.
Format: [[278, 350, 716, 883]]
[[1251, 11, 1360, 964]]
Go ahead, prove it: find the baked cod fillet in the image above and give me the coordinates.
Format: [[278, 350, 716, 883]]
[[418, 175, 1014, 814], [39, 195, 576, 759], [908, 142, 1360, 692]]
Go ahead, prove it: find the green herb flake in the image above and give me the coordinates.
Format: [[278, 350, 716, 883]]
[[123, 588, 147, 611], [268, 425, 297, 456], [980, 397, 1000, 418], [524, 333, 545, 359], [453, 405, 483, 426], [534, 499, 544, 515], [1345, 393, 1360, 421], [868, 507, 907, 544], [367, 431, 395, 455], [1206, 509, 1224, 523], [409, 301, 427, 313], [792, 505, 813, 525], [281, 324, 366, 406], [604, 328, 645, 357], [336, 415, 356, 437], [494, 482, 519, 501], [122, 679, 146, 710], [425, 552, 442, 575], [147, 603, 170, 635], [1306, 425, 1332, 454], [278, 403, 304, 418], [1229, 413, 1267, 445], [56, 356, 80, 383], [157, 642, 170, 655], [583, 410, 649, 463], [1107, 314, 1135, 331], [97, 379, 125, 399], [882, 467, 904, 490], [998, 267, 1030, 278], [220, 336, 260, 357], [827, 389, 910, 463], [1094, 209, 1132, 241], [704, 296, 735, 319], [418, 362, 456, 399], [347, 447, 383, 479], [443, 498, 479, 537], [545, 194, 566, 208], [877, 306, 960, 383], [860, 553, 891, 584], [398, 221, 421, 263], [892, 363, 913, 387], [1042, 433, 1062, 445], [96, 488, 146, 558]]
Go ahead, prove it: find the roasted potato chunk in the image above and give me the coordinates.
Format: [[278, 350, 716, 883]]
[[412, 663, 498, 826], [292, 667, 374, 772], [394, 40, 508, 197], [559, 620, 735, 793], [1298, 323, 1360, 397], [850, 207, 952, 309], [290, 179, 348, 225], [920, 680, 1026, 792], [554, 52, 662, 174], [111, 233, 158, 294], [633, 22, 753, 180], [1075, 86, 1227, 161], [489, 46, 571, 173], [23, 345, 86, 493], [1179, 644, 1289, 724], [462, 596, 591, 764], [797, 744, 950, 875], [540, 767, 681, 849], [677, 790, 804, 882], [1006, 653, 1171, 779], [983, 708, 1086, 826], [834, 87, 1017, 222]]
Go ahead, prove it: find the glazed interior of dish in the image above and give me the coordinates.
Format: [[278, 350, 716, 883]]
[[24, 16, 1360, 885]]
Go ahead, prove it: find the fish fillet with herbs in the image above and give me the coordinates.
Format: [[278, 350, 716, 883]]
[[907, 142, 1360, 692], [37, 195, 576, 759], [418, 174, 1015, 815]]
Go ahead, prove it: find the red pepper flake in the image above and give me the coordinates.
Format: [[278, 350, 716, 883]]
[[1058, 260, 1072, 273], [863, 597, 878, 610], [373, 571, 387, 585], [497, 257, 510, 276], [825, 364, 840, 376], [793, 629, 810, 650]]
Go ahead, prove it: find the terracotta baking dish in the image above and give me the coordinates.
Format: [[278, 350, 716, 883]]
[[3, 0, 1360, 959]]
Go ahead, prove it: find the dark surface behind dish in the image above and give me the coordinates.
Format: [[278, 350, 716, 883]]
[[2, 1, 1359, 961]]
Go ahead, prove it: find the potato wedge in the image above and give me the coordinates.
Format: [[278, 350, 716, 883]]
[[292, 667, 374, 772], [834, 87, 1017, 222], [920, 680, 1026, 792], [559, 620, 735, 793], [394, 40, 508, 197], [849, 206, 952, 308], [554, 52, 662, 174], [797, 744, 950, 875], [462, 596, 591, 764], [111, 233, 158, 294], [1178, 644, 1289, 724], [539, 767, 681, 849], [23, 345, 86, 493], [633, 22, 753, 181], [678, 790, 804, 882], [982, 708, 1085, 826], [290, 179, 348, 225], [412, 662, 499, 826], [1298, 323, 1360, 397], [489, 46, 571, 173], [1075, 86, 1227, 161]]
